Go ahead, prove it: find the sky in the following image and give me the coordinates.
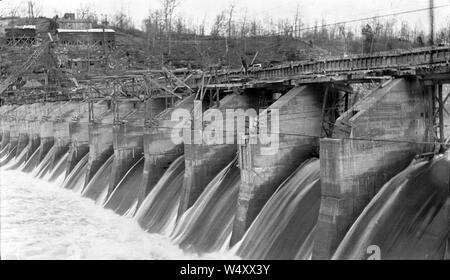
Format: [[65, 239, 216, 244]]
[[1, 0, 449, 32]]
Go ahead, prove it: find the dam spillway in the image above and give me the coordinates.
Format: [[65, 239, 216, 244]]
[[1, 45, 449, 260]]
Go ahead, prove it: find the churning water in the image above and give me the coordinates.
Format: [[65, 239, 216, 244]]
[[1, 143, 448, 260], [0, 169, 210, 260]]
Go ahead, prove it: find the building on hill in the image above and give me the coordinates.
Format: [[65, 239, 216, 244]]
[[56, 28, 115, 47], [57, 18, 92, 30], [5, 25, 36, 46]]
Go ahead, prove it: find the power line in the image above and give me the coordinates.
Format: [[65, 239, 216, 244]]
[[298, 4, 450, 32], [248, 4, 450, 37], [145, 125, 448, 145]]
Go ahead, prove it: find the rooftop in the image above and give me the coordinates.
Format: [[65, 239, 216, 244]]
[[57, 28, 115, 33], [6, 25, 36, 30]]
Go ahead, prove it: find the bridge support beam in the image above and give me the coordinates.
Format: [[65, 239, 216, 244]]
[[313, 78, 434, 259], [231, 85, 324, 245]]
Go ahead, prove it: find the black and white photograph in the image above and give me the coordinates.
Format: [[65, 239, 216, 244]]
[[0, 0, 449, 265]]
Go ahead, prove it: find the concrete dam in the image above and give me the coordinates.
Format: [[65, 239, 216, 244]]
[[1, 44, 450, 260]]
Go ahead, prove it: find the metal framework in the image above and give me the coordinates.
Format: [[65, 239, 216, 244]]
[[197, 46, 450, 85]]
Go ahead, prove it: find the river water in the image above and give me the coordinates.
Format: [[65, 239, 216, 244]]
[[0, 168, 226, 260]]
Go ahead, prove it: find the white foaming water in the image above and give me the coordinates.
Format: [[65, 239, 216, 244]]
[[0, 168, 231, 260]]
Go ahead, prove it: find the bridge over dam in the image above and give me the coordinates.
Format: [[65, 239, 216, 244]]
[[1, 45, 449, 260]]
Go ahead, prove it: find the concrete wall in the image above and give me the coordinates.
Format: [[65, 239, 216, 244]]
[[179, 93, 257, 215], [25, 103, 44, 160], [0, 105, 16, 149], [8, 105, 28, 153], [137, 95, 195, 206], [66, 102, 90, 176], [313, 78, 434, 259], [84, 101, 131, 186], [108, 99, 166, 195], [231, 85, 324, 244]]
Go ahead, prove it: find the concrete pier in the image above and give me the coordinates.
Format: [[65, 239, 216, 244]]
[[84, 101, 121, 186], [137, 95, 195, 206], [178, 93, 256, 215], [15, 105, 30, 157], [66, 102, 90, 177], [108, 101, 147, 194], [51, 103, 75, 168], [25, 103, 45, 161], [0, 105, 16, 150], [39, 106, 56, 163], [8, 105, 28, 153], [231, 86, 324, 244], [0, 105, 15, 150], [313, 78, 434, 259]]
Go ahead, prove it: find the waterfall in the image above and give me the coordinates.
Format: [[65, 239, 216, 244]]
[[82, 155, 114, 203], [135, 156, 185, 235], [61, 153, 89, 193], [48, 152, 69, 183], [22, 146, 42, 173], [236, 158, 321, 260], [0, 145, 17, 167], [172, 157, 240, 254], [0, 143, 11, 158], [333, 153, 449, 260], [34, 146, 57, 178], [104, 157, 145, 216], [5, 145, 29, 170]]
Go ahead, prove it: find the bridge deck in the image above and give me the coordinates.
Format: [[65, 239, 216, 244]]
[[202, 46, 450, 85]]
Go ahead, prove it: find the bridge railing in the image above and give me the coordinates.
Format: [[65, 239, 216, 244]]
[[198, 46, 450, 84]]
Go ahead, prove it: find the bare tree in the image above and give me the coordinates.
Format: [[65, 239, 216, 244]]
[[211, 11, 226, 37], [27, 1, 42, 18], [6, 4, 21, 18], [113, 11, 133, 30], [224, 2, 236, 59], [77, 3, 98, 23], [143, 9, 163, 49], [227, 3, 236, 39], [198, 13, 206, 36], [160, 0, 181, 55], [293, 3, 302, 38], [240, 8, 248, 52]]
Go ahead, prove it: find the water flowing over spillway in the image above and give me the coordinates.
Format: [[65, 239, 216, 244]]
[[62, 153, 89, 193], [236, 158, 321, 260], [333, 154, 450, 260], [135, 156, 185, 235], [0, 145, 16, 167], [104, 157, 145, 216], [0, 169, 201, 260], [82, 155, 114, 203], [1, 122, 449, 259], [172, 158, 240, 254], [22, 146, 42, 173]]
